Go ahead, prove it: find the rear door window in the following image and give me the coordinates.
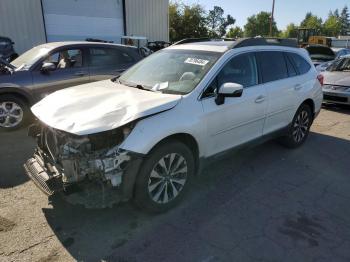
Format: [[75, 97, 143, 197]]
[[89, 48, 135, 67], [287, 53, 311, 75], [257, 51, 288, 83]]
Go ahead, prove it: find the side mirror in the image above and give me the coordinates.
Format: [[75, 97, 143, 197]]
[[215, 83, 243, 105], [41, 62, 56, 73]]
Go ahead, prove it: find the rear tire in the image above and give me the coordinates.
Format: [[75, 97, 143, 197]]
[[280, 104, 313, 148], [134, 140, 195, 213], [0, 95, 30, 132]]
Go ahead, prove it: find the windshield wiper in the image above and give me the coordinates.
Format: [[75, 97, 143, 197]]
[[135, 84, 154, 91], [114, 78, 154, 91]]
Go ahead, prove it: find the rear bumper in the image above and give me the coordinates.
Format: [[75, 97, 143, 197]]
[[323, 91, 350, 105]]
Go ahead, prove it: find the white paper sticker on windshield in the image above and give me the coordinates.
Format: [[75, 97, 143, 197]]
[[184, 58, 209, 66], [152, 82, 169, 91]]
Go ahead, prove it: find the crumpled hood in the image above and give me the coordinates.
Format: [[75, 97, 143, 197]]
[[31, 80, 181, 135], [322, 71, 350, 87]]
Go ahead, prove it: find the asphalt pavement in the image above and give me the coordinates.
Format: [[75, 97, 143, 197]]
[[1, 105, 350, 262]]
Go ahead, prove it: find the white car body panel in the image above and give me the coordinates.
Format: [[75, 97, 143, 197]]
[[31, 43, 323, 159], [201, 84, 267, 156], [31, 80, 181, 135]]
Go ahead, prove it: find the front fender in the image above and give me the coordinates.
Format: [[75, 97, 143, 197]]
[[120, 98, 206, 157], [0, 86, 34, 104]]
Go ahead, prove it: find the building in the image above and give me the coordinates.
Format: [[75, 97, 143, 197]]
[[0, 0, 169, 54]]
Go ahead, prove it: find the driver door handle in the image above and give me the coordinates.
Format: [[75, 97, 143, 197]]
[[255, 95, 266, 103]]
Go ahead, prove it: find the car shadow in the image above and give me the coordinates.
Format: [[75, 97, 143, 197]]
[[322, 103, 350, 115], [42, 132, 350, 261], [0, 128, 34, 188]]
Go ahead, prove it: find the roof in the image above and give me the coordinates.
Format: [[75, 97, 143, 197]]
[[168, 38, 298, 53], [168, 42, 232, 53], [34, 41, 137, 50]]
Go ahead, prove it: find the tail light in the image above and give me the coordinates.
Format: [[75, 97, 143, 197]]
[[317, 74, 324, 86]]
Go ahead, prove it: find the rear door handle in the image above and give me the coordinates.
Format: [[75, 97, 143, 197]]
[[74, 71, 87, 77], [294, 84, 302, 90], [255, 95, 266, 103]]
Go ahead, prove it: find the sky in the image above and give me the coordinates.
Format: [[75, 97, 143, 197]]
[[182, 0, 349, 30]]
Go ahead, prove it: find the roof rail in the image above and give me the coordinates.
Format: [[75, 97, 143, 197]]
[[232, 37, 298, 48], [173, 38, 235, 45]]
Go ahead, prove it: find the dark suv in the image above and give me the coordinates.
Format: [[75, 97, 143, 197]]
[[0, 41, 142, 131], [0, 36, 18, 62]]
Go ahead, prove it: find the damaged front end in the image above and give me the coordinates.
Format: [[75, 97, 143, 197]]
[[24, 122, 143, 208]]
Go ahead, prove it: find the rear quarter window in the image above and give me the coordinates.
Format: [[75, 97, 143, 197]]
[[287, 53, 311, 75]]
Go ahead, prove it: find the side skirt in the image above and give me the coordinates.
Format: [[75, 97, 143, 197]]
[[197, 125, 290, 175]]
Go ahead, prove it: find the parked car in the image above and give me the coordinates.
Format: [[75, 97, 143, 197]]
[[0, 41, 142, 131], [147, 41, 171, 52], [321, 55, 350, 105], [24, 38, 323, 212], [0, 36, 18, 62], [315, 47, 350, 72], [306, 45, 336, 67]]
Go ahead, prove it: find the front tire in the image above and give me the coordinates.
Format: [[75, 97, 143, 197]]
[[0, 95, 30, 132], [280, 104, 313, 148], [134, 140, 195, 213]]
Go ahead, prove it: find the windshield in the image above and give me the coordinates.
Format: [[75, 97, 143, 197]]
[[327, 57, 350, 72], [11, 46, 51, 69], [118, 49, 221, 95]]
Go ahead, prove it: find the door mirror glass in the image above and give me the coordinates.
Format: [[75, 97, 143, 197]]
[[41, 62, 56, 72], [215, 83, 243, 105]]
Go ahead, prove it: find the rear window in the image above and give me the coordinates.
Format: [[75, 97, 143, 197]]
[[287, 53, 311, 75], [327, 57, 350, 72], [257, 51, 288, 83]]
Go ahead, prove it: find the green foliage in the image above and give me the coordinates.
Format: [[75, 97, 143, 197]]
[[169, 2, 208, 42], [207, 6, 236, 38], [340, 6, 350, 35], [323, 14, 342, 36], [244, 12, 279, 37], [226, 26, 244, 38], [281, 23, 298, 38], [300, 12, 323, 32]]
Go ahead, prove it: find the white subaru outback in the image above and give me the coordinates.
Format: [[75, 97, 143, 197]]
[[24, 38, 323, 212]]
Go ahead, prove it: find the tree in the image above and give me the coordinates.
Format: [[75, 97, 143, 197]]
[[300, 12, 323, 33], [244, 12, 279, 37], [340, 6, 350, 35], [226, 26, 244, 38], [169, 2, 208, 42], [207, 6, 235, 38], [281, 23, 298, 38], [323, 13, 342, 37]]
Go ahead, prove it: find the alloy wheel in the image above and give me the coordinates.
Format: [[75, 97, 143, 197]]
[[147, 153, 188, 204], [0, 101, 23, 128], [292, 110, 310, 143]]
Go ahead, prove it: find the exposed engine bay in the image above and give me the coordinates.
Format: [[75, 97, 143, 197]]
[[25, 122, 140, 208]]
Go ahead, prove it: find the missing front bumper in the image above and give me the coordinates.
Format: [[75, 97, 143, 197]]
[[23, 156, 63, 195], [24, 150, 144, 208]]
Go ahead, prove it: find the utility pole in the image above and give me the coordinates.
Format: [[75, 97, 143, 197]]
[[270, 0, 275, 36]]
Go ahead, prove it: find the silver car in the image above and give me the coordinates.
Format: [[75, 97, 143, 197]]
[[322, 55, 350, 105], [0, 41, 142, 131]]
